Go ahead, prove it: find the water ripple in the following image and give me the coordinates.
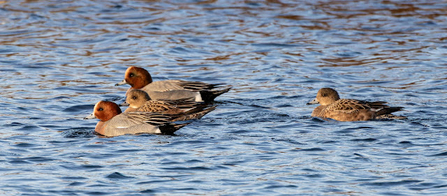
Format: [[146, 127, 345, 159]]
[[0, 0, 447, 195]]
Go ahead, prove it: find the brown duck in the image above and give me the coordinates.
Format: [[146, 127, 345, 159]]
[[121, 89, 216, 121], [307, 88, 405, 121]]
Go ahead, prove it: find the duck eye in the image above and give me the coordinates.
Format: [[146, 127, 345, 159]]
[[129, 73, 135, 77], [98, 108, 104, 111], [132, 96, 137, 100], [322, 93, 328, 97]]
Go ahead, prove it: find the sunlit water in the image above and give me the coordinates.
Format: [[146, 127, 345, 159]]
[[1, 0, 447, 195]]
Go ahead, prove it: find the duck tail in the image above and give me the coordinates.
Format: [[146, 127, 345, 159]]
[[159, 122, 190, 135], [376, 107, 404, 116], [200, 86, 232, 102], [174, 105, 217, 121]]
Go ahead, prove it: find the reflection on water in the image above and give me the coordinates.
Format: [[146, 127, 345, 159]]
[[1, 0, 447, 195]]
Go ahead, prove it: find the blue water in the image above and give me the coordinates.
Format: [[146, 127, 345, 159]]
[[1, 0, 447, 195]]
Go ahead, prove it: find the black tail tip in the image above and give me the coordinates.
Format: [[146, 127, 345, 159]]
[[159, 123, 190, 135], [200, 86, 232, 102]]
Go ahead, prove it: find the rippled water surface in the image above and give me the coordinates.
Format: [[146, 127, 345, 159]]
[[1, 0, 447, 195]]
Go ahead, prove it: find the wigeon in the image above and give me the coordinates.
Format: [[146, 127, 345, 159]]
[[84, 101, 188, 137], [115, 66, 231, 102], [307, 88, 406, 121], [121, 89, 216, 121]]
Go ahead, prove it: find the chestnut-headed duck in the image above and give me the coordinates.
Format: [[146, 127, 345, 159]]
[[307, 88, 406, 121], [115, 66, 231, 102], [84, 101, 188, 137], [120, 89, 216, 121]]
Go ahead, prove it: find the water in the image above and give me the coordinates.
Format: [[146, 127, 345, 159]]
[[1, 0, 447, 195]]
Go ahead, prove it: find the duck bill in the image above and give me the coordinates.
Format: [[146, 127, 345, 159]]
[[115, 79, 129, 86], [306, 98, 319, 105], [119, 101, 129, 106], [84, 112, 96, 120]]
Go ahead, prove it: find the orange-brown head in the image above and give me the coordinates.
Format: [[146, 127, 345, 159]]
[[92, 101, 122, 122], [84, 101, 123, 135], [123, 66, 153, 89]]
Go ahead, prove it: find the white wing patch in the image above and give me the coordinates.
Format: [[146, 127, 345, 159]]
[[195, 92, 203, 102]]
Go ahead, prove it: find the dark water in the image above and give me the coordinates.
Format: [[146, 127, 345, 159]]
[[1, 0, 447, 195]]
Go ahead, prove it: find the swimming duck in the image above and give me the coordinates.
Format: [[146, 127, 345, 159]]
[[115, 66, 231, 102], [121, 89, 216, 121], [307, 88, 405, 121], [84, 101, 188, 137]]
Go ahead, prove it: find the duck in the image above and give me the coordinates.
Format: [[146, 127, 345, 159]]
[[115, 66, 231, 102], [121, 89, 216, 121], [307, 88, 406, 121], [84, 101, 188, 137]]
